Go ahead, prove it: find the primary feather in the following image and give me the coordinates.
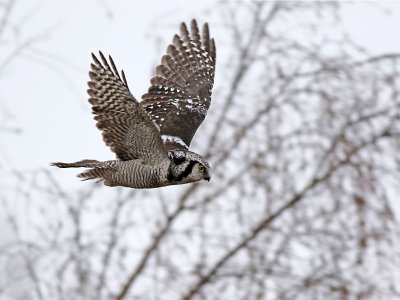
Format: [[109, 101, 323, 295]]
[[141, 20, 216, 151]]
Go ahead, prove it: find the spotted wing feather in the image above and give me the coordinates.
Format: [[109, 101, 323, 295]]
[[141, 20, 216, 150], [88, 51, 168, 163]]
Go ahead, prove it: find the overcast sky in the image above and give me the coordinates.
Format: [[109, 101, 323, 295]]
[[0, 3, 399, 299], [2, 1, 400, 190]]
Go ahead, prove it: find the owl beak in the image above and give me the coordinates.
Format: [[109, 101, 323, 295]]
[[204, 173, 211, 182]]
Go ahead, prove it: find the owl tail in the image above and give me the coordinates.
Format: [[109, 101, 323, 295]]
[[51, 159, 101, 168], [77, 167, 115, 182], [51, 159, 116, 184]]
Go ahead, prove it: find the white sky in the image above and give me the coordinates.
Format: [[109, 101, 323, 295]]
[[1, 1, 400, 190], [0, 3, 399, 298]]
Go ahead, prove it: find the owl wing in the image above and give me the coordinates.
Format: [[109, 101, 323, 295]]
[[88, 52, 168, 164], [141, 20, 216, 151]]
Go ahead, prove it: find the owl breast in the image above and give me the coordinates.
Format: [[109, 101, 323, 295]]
[[108, 159, 171, 189]]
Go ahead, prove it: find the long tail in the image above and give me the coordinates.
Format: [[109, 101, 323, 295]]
[[51, 159, 101, 168], [77, 167, 115, 182], [51, 159, 116, 183]]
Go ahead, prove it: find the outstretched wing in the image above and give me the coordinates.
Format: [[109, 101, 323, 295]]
[[141, 20, 216, 150], [88, 52, 168, 164]]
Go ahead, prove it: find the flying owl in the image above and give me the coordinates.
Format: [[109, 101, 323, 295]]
[[51, 20, 216, 189]]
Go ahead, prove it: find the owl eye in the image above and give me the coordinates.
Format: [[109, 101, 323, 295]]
[[199, 166, 205, 173]]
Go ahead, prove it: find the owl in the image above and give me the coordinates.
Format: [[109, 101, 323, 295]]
[[51, 20, 216, 189]]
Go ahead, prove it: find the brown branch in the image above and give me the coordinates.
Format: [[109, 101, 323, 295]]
[[114, 184, 199, 300], [207, 3, 281, 153], [181, 129, 392, 300], [96, 196, 127, 298]]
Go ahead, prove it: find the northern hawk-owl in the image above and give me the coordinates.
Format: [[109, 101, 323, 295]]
[[51, 20, 216, 189]]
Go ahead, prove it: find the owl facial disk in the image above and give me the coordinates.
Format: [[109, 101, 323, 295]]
[[198, 164, 211, 181]]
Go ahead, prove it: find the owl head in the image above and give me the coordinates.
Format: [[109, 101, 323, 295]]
[[168, 150, 211, 184]]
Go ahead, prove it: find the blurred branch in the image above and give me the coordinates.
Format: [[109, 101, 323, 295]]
[[207, 3, 281, 153], [295, 53, 400, 77], [181, 128, 392, 300], [0, 0, 14, 38], [115, 184, 199, 300]]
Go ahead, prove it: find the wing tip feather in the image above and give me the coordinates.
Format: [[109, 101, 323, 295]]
[[91, 52, 101, 65]]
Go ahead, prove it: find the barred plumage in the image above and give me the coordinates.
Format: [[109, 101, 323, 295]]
[[51, 20, 215, 189], [142, 20, 216, 151]]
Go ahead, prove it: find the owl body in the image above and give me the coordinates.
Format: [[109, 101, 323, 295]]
[[52, 20, 216, 189], [56, 149, 211, 189], [101, 159, 169, 189]]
